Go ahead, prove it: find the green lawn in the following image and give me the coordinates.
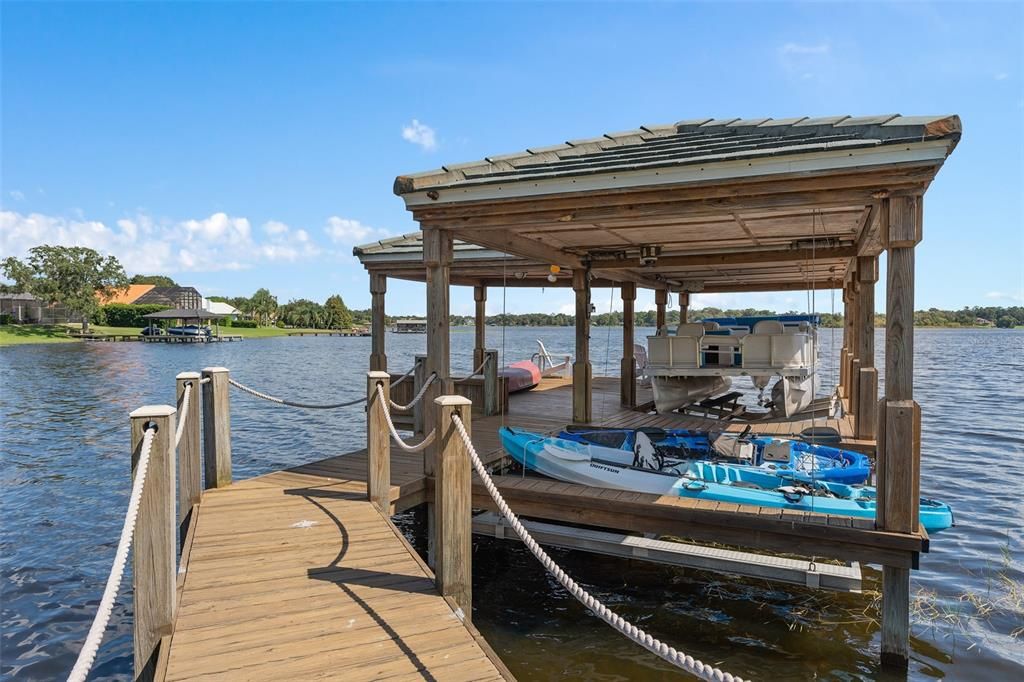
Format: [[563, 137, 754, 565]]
[[0, 324, 79, 346], [0, 323, 336, 346]]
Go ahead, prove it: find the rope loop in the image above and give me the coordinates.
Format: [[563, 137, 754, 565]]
[[228, 378, 365, 410], [388, 372, 437, 411], [374, 383, 435, 452], [453, 358, 490, 384], [449, 414, 748, 682], [67, 427, 157, 682]]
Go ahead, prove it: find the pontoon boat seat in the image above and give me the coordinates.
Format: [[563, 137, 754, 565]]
[[649, 323, 703, 368], [741, 319, 812, 369]]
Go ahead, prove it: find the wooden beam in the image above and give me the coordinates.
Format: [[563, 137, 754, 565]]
[[620, 283, 636, 408], [175, 372, 201, 543], [878, 194, 922, 670], [201, 367, 232, 489], [457, 227, 582, 269], [588, 245, 857, 270], [434, 395, 473, 620], [419, 185, 927, 233], [130, 405, 177, 680], [572, 269, 592, 423], [698, 279, 839, 293], [366, 371, 391, 514], [855, 203, 882, 256], [369, 273, 387, 372], [411, 166, 938, 222], [732, 212, 763, 246], [473, 285, 486, 369], [655, 288, 668, 331], [424, 228, 453, 477]]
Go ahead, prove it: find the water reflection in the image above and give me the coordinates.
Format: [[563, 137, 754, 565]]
[[1, 328, 1021, 680]]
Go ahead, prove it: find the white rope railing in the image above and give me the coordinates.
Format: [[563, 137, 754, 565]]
[[67, 427, 157, 682], [389, 372, 437, 412], [199, 376, 211, 385], [375, 383, 436, 453], [453, 358, 489, 384], [450, 414, 748, 682], [228, 378, 365, 409], [174, 382, 192, 447], [390, 364, 416, 388]]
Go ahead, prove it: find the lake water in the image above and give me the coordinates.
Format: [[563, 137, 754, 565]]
[[1, 328, 1022, 680]]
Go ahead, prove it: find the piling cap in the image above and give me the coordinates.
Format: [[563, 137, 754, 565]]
[[367, 371, 391, 379], [130, 405, 176, 418], [435, 395, 472, 407], [202, 366, 230, 374], [176, 371, 201, 379]]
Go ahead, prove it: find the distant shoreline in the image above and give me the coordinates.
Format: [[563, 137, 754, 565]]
[[3, 322, 1019, 348]]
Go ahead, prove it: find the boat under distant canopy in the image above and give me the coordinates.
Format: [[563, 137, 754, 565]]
[[646, 315, 821, 417], [498, 340, 571, 393]]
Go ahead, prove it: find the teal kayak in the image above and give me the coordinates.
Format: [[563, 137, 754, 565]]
[[499, 426, 953, 532]]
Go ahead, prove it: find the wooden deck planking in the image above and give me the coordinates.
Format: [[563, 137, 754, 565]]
[[164, 477, 504, 681]]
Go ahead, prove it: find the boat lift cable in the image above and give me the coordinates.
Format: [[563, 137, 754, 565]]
[[67, 427, 156, 682], [376, 382, 436, 453], [228, 377, 367, 409], [450, 413, 748, 682]]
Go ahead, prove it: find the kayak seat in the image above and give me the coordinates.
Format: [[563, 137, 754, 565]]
[[763, 440, 791, 463]]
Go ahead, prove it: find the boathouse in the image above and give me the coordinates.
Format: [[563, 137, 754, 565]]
[[357, 114, 961, 668], [88, 114, 962, 681]]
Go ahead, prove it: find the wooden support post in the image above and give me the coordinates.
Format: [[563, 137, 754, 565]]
[[175, 372, 201, 541], [433, 395, 473, 621], [856, 257, 879, 439], [366, 371, 391, 514], [847, 281, 860, 416], [572, 269, 592, 423], [483, 348, 499, 416], [654, 289, 667, 332], [679, 292, 690, 324], [473, 285, 487, 370], [424, 228, 453, 476], [878, 193, 923, 669], [413, 354, 428, 436], [369, 273, 387, 372], [620, 282, 636, 408], [201, 367, 232, 489], [130, 405, 177, 680]]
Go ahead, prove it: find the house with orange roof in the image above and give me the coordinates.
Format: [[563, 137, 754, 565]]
[[97, 284, 154, 305]]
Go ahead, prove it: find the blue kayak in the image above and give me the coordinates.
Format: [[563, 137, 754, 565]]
[[500, 427, 953, 533], [558, 425, 872, 485]]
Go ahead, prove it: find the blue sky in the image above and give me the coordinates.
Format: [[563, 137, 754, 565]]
[[2, 1, 1021, 316]]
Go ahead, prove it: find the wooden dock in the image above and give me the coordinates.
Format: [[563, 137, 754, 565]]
[[163, 473, 506, 681], [138, 371, 903, 682], [287, 330, 371, 337]]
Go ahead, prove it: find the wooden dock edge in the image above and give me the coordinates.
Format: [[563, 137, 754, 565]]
[[375, 509, 517, 680]]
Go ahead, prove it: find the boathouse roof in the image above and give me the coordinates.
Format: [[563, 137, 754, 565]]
[[389, 113, 960, 294], [394, 114, 961, 197]]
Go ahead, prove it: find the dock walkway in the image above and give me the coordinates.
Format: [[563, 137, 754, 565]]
[[164, 471, 506, 681]]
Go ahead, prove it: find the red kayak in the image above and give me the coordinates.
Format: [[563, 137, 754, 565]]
[[500, 360, 542, 393]]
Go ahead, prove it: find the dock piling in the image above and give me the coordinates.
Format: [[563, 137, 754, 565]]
[[366, 371, 391, 513], [201, 367, 232, 489], [483, 349, 498, 416], [413, 353, 428, 435], [434, 394, 473, 621], [175, 372, 201, 541], [129, 405, 177, 681]]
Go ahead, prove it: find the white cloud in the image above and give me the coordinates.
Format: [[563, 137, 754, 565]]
[[779, 42, 830, 56], [0, 209, 322, 275], [8, 190, 25, 201], [401, 119, 438, 151], [263, 220, 290, 235], [985, 290, 1024, 302], [324, 216, 389, 245]]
